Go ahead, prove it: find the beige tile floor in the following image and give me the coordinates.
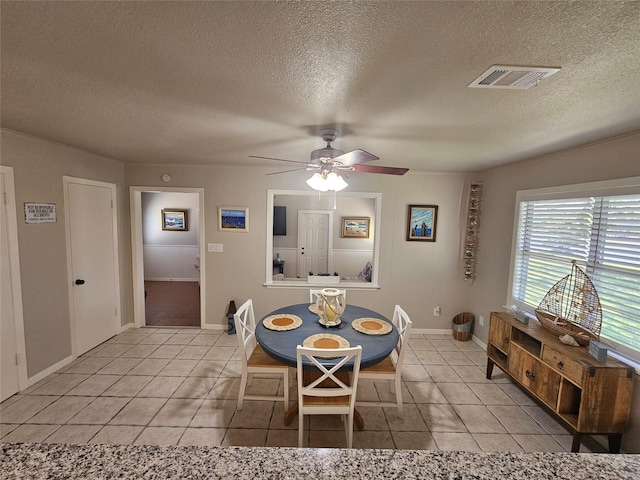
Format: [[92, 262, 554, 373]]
[[1, 327, 607, 452]]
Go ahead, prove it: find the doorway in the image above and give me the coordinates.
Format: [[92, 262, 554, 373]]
[[297, 210, 332, 277], [130, 187, 205, 328], [0, 166, 27, 401], [63, 176, 121, 356]]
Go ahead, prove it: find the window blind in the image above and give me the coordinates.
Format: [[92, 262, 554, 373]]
[[512, 193, 640, 361]]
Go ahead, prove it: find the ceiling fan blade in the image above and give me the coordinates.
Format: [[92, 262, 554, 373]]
[[331, 149, 379, 166], [266, 167, 315, 176], [250, 155, 311, 166], [350, 164, 409, 175]]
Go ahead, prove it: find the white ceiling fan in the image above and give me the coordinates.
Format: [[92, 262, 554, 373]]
[[250, 128, 408, 191]]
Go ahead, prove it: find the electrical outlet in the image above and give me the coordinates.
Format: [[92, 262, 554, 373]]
[[434, 306, 441, 316], [479, 315, 485, 326]]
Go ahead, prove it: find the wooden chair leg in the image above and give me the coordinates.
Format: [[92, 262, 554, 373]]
[[298, 413, 304, 447], [237, 373, 248, 410], [283, 370, 289, 410], [395, 377, 403, 415]]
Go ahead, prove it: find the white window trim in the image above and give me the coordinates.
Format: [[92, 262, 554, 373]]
[[507, 176, 640, 369]]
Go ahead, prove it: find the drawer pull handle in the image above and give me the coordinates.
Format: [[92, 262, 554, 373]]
[[525, 370, 536, 380], [557, 361, 564, 370], [504, 337, 510, 344]]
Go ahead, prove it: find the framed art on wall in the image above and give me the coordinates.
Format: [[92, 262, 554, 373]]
[[406, 205, 438, 241], [218, 206, 249, 232], [162, 209, 188, 231], [341, 217, 370, 238]]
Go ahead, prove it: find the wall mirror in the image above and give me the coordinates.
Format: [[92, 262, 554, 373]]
[[265, 190, 381, 288]]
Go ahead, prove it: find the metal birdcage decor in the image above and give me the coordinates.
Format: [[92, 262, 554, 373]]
[[535, 261, 602, 346]]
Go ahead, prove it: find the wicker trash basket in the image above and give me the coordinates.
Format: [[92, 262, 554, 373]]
[[452, 312, 474, 342]]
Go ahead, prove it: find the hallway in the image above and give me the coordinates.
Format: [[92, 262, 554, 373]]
[[145, 281, 200, 327]]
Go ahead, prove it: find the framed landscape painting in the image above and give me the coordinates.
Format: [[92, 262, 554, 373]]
[[218, 206, 249, 232], [406, 205, 438, 241], [341, 217, 370, 238], [162, 209, 188, 231]]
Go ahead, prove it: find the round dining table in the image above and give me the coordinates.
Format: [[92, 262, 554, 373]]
[[255, 303, 399, 370], [255, 302, 399, 428]]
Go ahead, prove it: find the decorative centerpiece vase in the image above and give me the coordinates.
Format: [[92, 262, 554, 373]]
[[316, 288, 346, 327]]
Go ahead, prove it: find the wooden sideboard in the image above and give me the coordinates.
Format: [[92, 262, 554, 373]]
[[486, 311, 635, 453]]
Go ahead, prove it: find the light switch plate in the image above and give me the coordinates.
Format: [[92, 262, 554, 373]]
[[208, 243, 223, 252]]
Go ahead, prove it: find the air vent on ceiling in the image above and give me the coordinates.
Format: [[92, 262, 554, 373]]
[[468, 65, 560, 90]]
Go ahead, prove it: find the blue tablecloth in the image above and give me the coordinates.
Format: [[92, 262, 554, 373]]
[[255, 303, 399, 370]]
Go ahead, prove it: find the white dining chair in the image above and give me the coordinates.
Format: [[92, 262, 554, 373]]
[[356, 304, 412, 415], [296, 345, 362, 448], [235, 299, 289, 410], [309, 288, 347, 303]]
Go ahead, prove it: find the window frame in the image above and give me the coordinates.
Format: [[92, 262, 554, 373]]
[[507, 176, 640, 364]]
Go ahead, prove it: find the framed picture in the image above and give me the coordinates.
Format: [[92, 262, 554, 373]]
[[218, 206, 249, 232], [406, 205, 438, 241], [341, 217, 370, 238], [162, 209, 188, 231]]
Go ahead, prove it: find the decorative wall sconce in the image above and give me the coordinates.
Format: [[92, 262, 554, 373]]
[[463, 182, 482, 281]]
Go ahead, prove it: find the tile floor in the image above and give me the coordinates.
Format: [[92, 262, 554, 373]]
[[0, 327, 607, 452]]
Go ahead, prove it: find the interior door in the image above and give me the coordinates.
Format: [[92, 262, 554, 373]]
[[1, 170, 25, 401], [297, 210, 331, 277], [65, 177, 120, 355]]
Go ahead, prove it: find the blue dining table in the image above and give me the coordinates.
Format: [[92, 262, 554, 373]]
[[255, 302, 399, 428], [255, 303, 399, 370]]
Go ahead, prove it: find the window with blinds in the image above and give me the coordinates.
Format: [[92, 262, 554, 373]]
[[512, 193, 640, 362]]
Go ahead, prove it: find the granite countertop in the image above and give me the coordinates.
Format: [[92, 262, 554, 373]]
[[2, 443, 640, 479]]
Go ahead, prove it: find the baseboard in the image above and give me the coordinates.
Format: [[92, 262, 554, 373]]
[[472, 335, 487, 350], [27, 354, 74, 386], [202, 323, 227, 331], [144, 277, 199, 282], [120, 322, 135, 333], [411, 328, 456, 336]]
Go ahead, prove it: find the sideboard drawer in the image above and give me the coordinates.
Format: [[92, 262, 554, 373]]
[[542, 347, 584, 386], [509, 344, 561, 408]]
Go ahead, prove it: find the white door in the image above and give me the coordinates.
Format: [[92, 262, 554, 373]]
[[65, 177, 120, 355], [1, 167, 27, 401], [297, 210, 331, 277]]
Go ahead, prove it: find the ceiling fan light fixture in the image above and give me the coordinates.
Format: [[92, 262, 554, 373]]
[[326, 172, 348, 191], [306, 172, 329, 191], [306, 171, 348, 192]]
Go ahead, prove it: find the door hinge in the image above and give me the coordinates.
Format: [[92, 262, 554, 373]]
[[3, 192, 7, 206], [110, 200, 114, 209], [15, 353, 20, 365], [115, 308, 118, 317]]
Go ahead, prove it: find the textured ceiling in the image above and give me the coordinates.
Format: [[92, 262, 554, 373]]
[[1, 1, 639, 173]]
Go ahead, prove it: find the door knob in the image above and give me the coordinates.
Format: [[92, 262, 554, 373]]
[[75, 279, 85, 285]]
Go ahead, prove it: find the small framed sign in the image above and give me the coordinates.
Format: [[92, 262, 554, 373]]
[[24, 203, 57, 224]]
